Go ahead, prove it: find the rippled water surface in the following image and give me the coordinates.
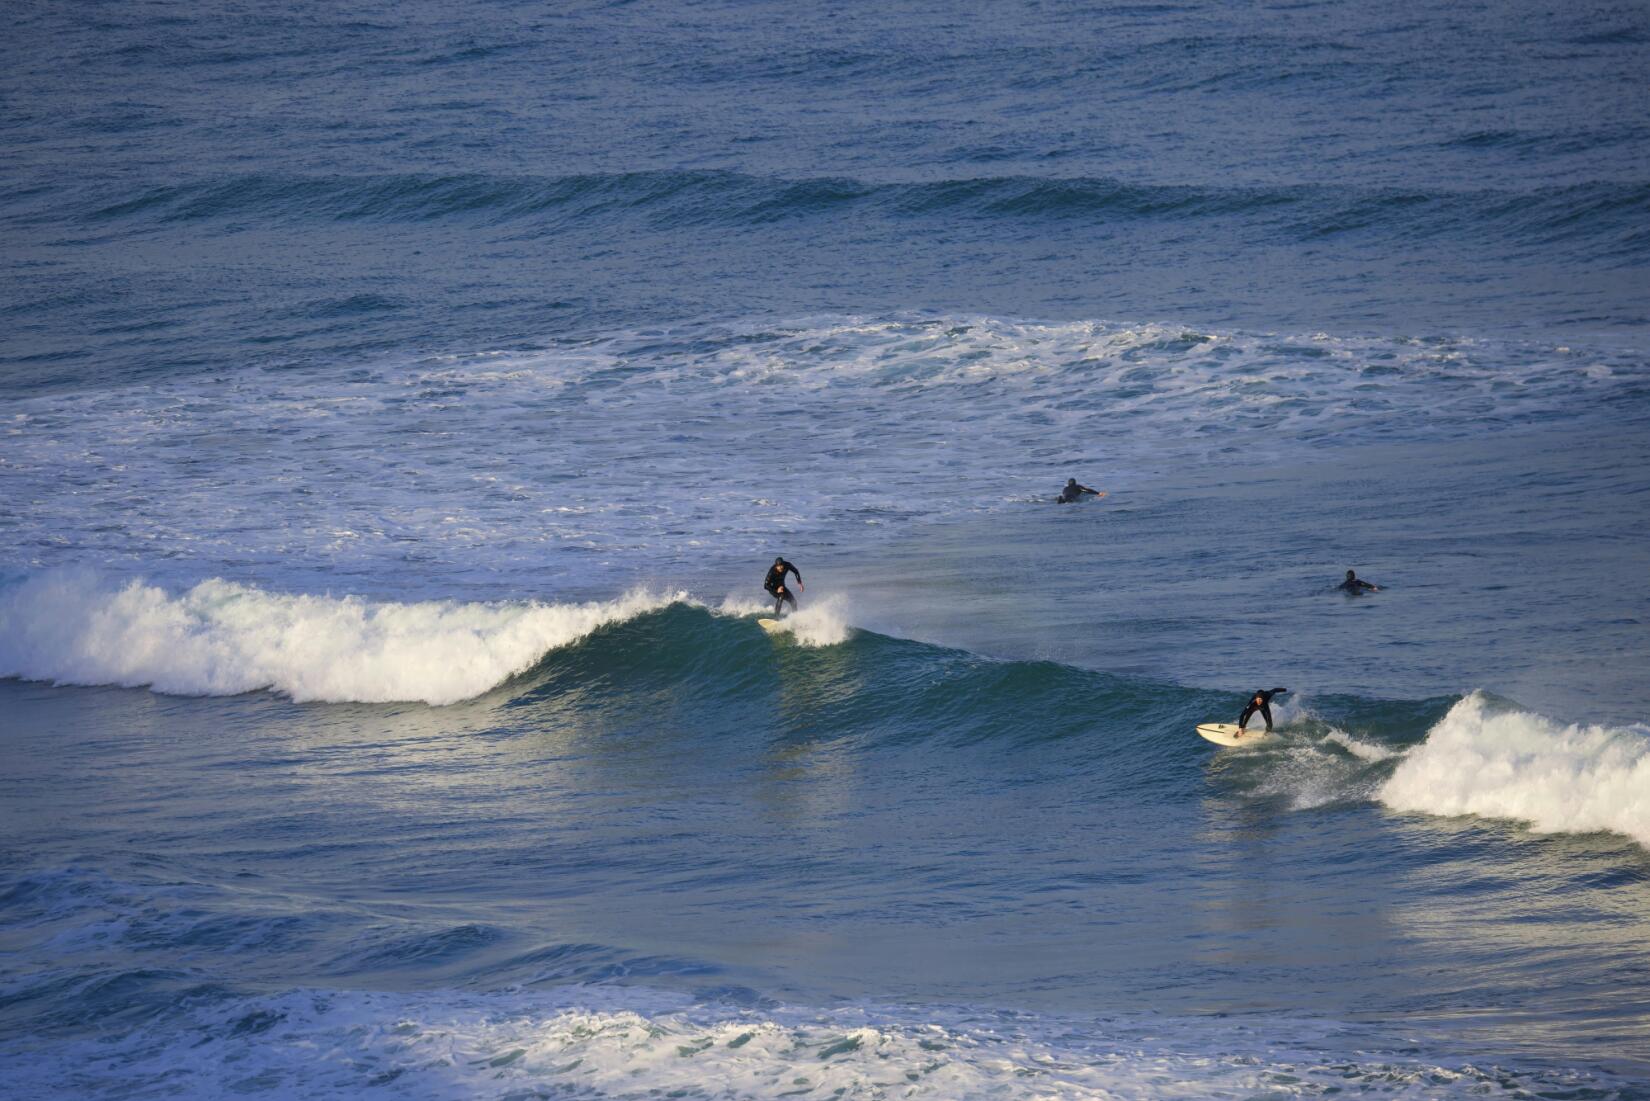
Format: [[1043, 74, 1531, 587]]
[[3, 1, 1648, 1097]]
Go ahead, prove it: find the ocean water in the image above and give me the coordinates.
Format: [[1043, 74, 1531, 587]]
[[3, 1, 1650, 1097]]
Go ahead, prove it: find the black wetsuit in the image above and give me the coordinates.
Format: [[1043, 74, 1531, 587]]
[[1238, 687, 1288, 731], [1057, 480, 1099, 504], [764, 560, 801, 615], [1338, 575, 1378, 593]]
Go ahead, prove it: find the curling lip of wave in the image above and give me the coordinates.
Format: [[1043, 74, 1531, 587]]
[[47, 169, 1650, 251], [0, 571, 686, 706], [1380, 692, 1650, 848]]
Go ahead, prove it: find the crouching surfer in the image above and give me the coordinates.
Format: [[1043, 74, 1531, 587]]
[[764, 556, 803, 616], [1237, 687, 1288, 735]]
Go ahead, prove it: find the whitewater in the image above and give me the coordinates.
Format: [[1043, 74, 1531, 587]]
[[5, 0, 1650, 1097]]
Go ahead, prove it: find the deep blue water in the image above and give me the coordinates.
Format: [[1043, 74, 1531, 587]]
[[3, 2, 1649, 1097]]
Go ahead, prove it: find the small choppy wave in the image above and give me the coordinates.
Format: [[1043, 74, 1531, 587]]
[[35, 170, 1649, 261], [1380, 692, 1650, 848]]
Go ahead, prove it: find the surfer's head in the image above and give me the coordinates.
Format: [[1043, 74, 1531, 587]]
[[774, 556, 785, 565], [1346, 569, 1356, 580]]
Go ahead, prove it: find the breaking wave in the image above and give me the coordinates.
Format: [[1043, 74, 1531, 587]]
[[0, 571, 685, 705], [1379, 692, 1650, 848], [6, 573, 1649, 856]]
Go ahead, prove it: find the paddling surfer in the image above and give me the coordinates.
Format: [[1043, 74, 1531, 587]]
[[1056, 478, 1104, 504], [1338, 569, 1380, 593]]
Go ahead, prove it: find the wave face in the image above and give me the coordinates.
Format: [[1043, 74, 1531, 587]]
[[5, 572, 1647, 859]]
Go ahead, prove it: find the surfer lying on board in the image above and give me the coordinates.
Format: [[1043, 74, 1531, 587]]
[[764, 556, 803, 616], [1056, 478, 1104, 504], [1238, 687, 1288, 733], [1338, 569, 1380, 592]]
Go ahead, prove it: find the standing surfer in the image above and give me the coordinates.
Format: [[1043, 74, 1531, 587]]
[[1056, 477, 1104, 504], [764, 556, 803, 616], [1237, 687, 1288, 734]]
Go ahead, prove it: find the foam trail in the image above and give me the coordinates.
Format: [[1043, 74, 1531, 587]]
[[0, 570, 681, 705], [1379, 692, 1650, 847]]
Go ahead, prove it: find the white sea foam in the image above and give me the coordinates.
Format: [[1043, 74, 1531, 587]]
[[760, 595, 853, 647], [0, 983, 1612, 1101], [716, 593, 773, 617], [1232, 700, 1404, 809], [1379, 693, 1650, 848], [1, 315, 1635, 592], [0, 570, 682, 705], [715, 592, 853, 646], [1254, 741, 1388, 811]]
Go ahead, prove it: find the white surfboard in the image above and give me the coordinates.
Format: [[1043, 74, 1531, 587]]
[[757, 618, 785, 633], [1196, 722, 1271, 747]]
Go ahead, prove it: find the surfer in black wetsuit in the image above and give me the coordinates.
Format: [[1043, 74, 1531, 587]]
[[1056, 478, 1103, 504], [1338, 569, 1380, 593], [1238, 687, 1288, 733], [764, 556, 803, 616]]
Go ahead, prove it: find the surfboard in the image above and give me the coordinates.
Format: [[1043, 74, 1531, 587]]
[[757, 618, 785, 633], [1196, 722, 1270, 746]]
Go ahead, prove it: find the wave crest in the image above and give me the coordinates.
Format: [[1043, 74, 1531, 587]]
[[0, 571, 682, 705]]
